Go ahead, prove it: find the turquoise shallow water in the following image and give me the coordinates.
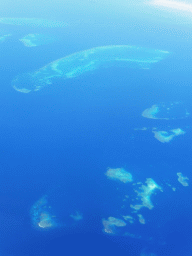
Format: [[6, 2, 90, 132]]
[[0, 1, 192, 255]]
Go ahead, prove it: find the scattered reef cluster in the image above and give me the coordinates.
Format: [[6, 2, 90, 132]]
[[103, 167, 163, 237], [135, 102, 189, 143], [102, 167, 189, 239], [0, 17, 190, 251]]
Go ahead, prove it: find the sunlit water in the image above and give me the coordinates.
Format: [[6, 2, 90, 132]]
[[0, 1, 192, 255]]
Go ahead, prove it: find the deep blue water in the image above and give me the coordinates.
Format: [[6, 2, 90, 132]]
[[0, 1, 192, 255]]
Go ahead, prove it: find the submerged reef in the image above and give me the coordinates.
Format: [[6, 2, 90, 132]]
[[142, 105, 160, 119], [104, 167, 163, 239], [0, 34, 11, 43], [137, 214, 145, 224], [142, 102, 189, 120], [70, 211, 83, 221], [153, 128, 185, 143], [102, 217, 126, 234], [177, 173, 189, 186], [131, 178, 162, 210], [0, 17, 67, 27], [30, 195, 58, 230], [122, 215, 134, 224], [105, 167, 133, 183], [19, 34, 55, 47], [12, 45, 169, 93]]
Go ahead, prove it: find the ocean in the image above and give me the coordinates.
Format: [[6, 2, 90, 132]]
[[0, 0, 192, 255]]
